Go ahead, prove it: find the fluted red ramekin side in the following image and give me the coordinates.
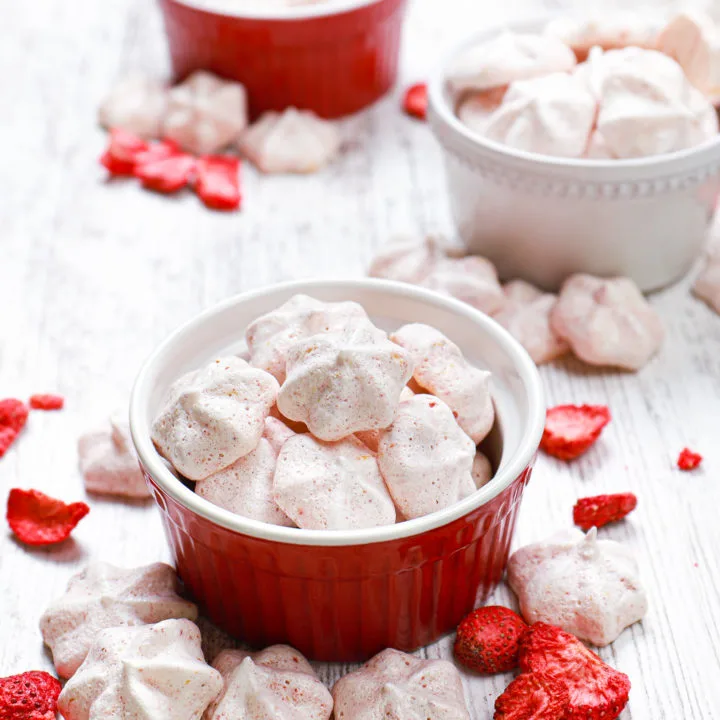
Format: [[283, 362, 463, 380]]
[[144, 462, 533, 662], [159, 0, 407, 118]]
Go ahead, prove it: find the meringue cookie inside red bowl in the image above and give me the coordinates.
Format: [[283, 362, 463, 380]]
[[428, 17, 720, 292], [159, 0, 407, 119], [129, 279, 544, 662]]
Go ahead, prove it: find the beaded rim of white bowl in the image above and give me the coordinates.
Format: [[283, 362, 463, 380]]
[[428, 17, 720, 174], [129, 279, 545, 547], [170, 0, 383, 21]]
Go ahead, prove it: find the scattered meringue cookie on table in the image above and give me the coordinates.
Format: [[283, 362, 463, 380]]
[[195, 416, 295, 526], [206, 645, 333, 720], [239, 107, 341, 174], [492, 280, 569, 365], [447, 31, 576, 95], [368, 235, 446, 284], [246, 294, 377, 382], [39, 562, 198, 679], [507, 527, 648, 646], [332, 648, 470, 720], [481, 72, 597, 158], [390, 323, 494, 444], [277, 325, 413, 441], [657, 10, 720, 101], [57, 619, 223, 720], [98, 74, 167, 139], [151, 356, 279, 481], [78, 414, 150, 499], [550, 273, 664, 370], [578, 47, 718, 158], [163, 70, 248, 155], [421, 255, 505, 315], [273, 434, 396, 530], [377, 394, 476, 520]]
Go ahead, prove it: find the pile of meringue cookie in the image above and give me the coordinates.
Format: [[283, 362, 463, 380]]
[[369, 235, 665, 370], [99, 70, 341, 174], [150, 294, 495, 529], [39, 561, 473, 719], [449, 10, 720, 158]]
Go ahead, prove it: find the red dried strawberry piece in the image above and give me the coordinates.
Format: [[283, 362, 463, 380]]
[[100, 128, 149, 176], [135, 153, 196, 193], [573, 493, 637, 531], [7, 488, 90, 546], [454, 605, 528, 674], [0, 399, 30, 433], [0, 670, 61, 720], [494, 672, 570, 720], [541, 405, 611, 461], [195, 155, 241, 211], [29, 394, 64, 411], [134, 138, 181, 166], [0, 427, 18, 459], [677, 447, 702, 471], [403, 82, 428, 120], [519, 623, 630, 720]]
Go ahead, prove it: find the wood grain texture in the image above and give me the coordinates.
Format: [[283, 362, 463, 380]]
[[1, 0, 719, 717]]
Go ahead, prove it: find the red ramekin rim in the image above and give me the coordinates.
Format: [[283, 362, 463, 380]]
[[166, 0, 384, 20], [129, 279, 545, 547]]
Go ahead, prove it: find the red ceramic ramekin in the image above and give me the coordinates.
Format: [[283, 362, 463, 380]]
[[130, 279, 545, 661], [158, 0, 408, 118]]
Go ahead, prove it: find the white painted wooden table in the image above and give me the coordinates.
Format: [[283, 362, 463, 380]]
[[1, 0, 719, 717]]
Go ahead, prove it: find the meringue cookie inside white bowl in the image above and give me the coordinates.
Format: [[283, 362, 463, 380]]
[[129, 279, 544, 661], [428, 18, 720, 292]]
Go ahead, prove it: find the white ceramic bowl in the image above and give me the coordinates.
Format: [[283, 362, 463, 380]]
[[129, 279, 545, 660], [428, 19, 720, 292]]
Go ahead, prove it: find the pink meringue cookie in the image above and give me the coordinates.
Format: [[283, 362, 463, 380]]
[[355, 386, 414, 452], [246, 294, 377, 382], [456, 88, 506, 136], [151, 356, 279, 481], [277, 325, 413, 441], [493, 280, 569, 365], [377, 394, 476, 520], [482, 71, 597, 158], [550, 273, 664, 370], [421, 256, 505, 315], [390, 323, 494, 444], [98, 75, 167, 139], [579, 47, 718, 158], [239, 107, 341, 174], [40, 562, 198, 679], [274, 434, 396, 530], [195, 417, 295, 526], [57, 619, 222, 720], [693, 244, 720, 314], [163, 70, 248, 155], [472, 451, 493, 489], [507, 528, 648, 646], [447, 31, 576, 95], [658, 10, 720, 100], [368, 235, 446, 284], [206, 645, 333, 720], [78, 415, 150, 498], [332, 648, 470, 720]]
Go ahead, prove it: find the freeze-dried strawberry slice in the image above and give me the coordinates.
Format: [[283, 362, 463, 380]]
[[134, 138, 181, 166], [677, 447, 702, 471], [573, 493, 637, 531], [519, 623, 630, 720], [29, 394, 64, 411], [135, 153, 196, 193], [494, 672, 570, 720], [0, 670, 61, 720], [195, 155, 241, 211], [100, 128, 149, 176], [0, 427, 18, 459], [0, 398, 29, 433], [403, 82, 428, 120], [6, 488, 90, 546], [541, 405, 611, 461], [455, 605, 528, 674]]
